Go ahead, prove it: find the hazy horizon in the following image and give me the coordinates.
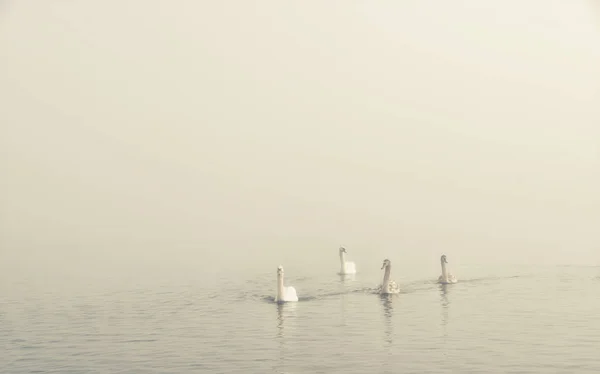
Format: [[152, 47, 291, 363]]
[[1, 1, 599, 281]]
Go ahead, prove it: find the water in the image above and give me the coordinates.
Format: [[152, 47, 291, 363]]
[[1, 263, 599, 373]]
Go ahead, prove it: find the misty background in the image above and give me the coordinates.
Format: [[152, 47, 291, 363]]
[[1, 1, 599, 286]]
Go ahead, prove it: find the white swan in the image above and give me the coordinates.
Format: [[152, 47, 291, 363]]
[[338, 246, 357, 275], [275, 265, 298, 303], [380, 259, 400, 294], [438, 254, 458, 284]]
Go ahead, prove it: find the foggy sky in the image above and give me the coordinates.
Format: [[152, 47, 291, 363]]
[[1, 1, 599, 279]]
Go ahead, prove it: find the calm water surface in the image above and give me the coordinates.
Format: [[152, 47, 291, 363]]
[[1, 263, 599, 373]]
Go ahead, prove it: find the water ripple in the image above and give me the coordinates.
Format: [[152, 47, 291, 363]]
[[1, 266, 600, 373]]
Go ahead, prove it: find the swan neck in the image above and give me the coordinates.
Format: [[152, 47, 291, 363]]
[[441, 261, 448, 279], [277, 272, 285, 301], [382, 265, 391, 288], [339, 251, 346, 270]]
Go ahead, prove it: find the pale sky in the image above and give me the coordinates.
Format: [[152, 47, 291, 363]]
[[1, 1, 599, 279]]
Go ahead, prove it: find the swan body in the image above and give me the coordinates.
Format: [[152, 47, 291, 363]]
[[338, 246, 356, 274], [380, 259, 400, 294], [275, 265, 298, 303], [438, 255, 458, 284]]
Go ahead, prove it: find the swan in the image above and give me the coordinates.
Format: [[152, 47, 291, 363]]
[[338, 246, 357, 275], [380, 259, 400, 294], [275, 265, 298, 303], [438, 254, 458, 284]]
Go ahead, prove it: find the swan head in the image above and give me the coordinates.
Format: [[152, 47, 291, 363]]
[[381, 259, 391, 269], [277, 265, 284, 275], [441, 255, 448, 264], [339, 246, 347, 253]]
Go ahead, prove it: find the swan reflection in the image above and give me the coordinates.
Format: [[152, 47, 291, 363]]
[[276, 303, 285, 338], [380, 294, 394, 345], [439, 283, 450, 303], [275, 302, 297, 374], [276, 301, 297, 338], [439, 283, 450, 339]]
